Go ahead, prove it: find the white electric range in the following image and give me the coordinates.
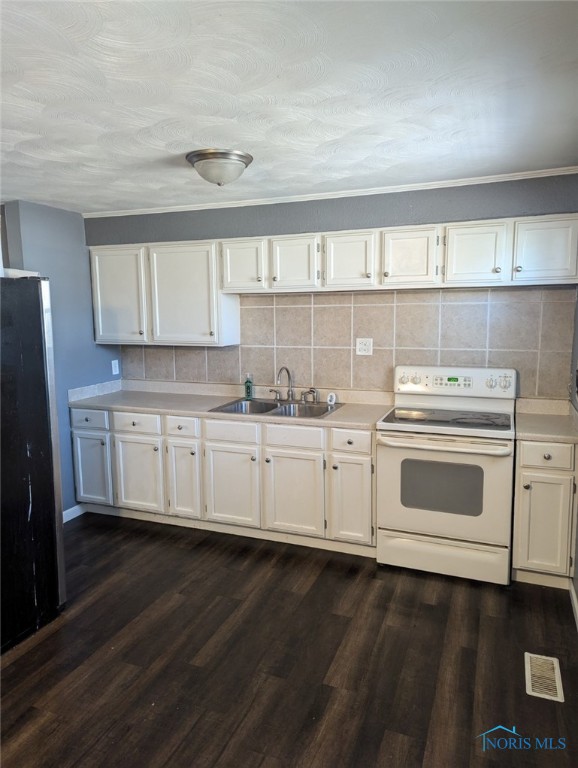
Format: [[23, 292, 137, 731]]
[[375, 366, 517, 585]]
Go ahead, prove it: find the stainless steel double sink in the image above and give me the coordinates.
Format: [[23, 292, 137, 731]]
[[210, 398, 341, 419]]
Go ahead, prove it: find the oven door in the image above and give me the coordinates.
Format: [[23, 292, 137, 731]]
[[376, 432, 514, 545]]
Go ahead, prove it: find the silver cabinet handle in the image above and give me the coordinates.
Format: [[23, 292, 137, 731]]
[[209, 331, 215, 336], [132, 421, 137, 426], [257, 276, 262, 282], [514, 265, 523, 272], [332, 464, 339, 470], [177, 425, 183, 430], [347, 439, 353, 445], [265, 458, 271, 463], [100, 440, 105, 446], [273, 276, 278, 281], [84, 416, 91, 422], [251, 455, 257, 462], [493, 266, 502, 273], [383, 272, 389, 277], [153, 446, 159, 452], [190, 450, 196, 456], [366, 273, 372, 278], [523, 483, 531, 489], [139, 330, 144, 335], [544, 453, 552, 460]]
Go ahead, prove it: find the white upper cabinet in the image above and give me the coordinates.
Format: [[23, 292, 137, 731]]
[[91, 246, 149, 343], [380, 226, 440, 286], [221, 237, 268, 290], [149, 242, 217, 344], [91, 242, 239, 346], [323, 230, 378, 288], [444, 221, 512, 284], [270, 234, 320, 290], [513, 216, 578, 283]]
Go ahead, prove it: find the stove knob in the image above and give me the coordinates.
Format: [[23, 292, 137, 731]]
[[399, 374, 409, 385], [486, 377, 497, 389], [499, 376, 511, 390], [411, 374, 421, 385]]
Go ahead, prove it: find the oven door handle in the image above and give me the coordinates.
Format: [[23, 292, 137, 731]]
[[376, 436, 513, 457]]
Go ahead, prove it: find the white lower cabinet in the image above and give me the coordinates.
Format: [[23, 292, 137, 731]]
[[72, 430, 113, 505], [203, 441, 261, 527], [263, 447, 325, 536], [114, 433, 164, 513], [327, 453, 372, 544], [165, 438, 202, 518], [513, 440, 575, 576]]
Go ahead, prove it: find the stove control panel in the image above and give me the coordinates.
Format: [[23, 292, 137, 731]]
[[394, 366, 517, 398]]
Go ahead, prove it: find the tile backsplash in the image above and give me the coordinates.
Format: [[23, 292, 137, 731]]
[[122, 286, 577, 399]]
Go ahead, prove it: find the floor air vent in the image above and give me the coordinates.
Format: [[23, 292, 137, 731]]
[[524, 652, 564, 702]]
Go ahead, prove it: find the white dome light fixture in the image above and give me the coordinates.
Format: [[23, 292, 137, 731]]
[[185, 148, 253, 186]]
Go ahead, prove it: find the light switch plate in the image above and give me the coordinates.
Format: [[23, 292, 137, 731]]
[[111, 359, 120, 375], [356, 338, 373, 355]]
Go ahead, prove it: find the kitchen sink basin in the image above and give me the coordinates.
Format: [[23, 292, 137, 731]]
[[273, 402, 337, 418], [210, 399, 342, 419], [211, 399, 279, 415]]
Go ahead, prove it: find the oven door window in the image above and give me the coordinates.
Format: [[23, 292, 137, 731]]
[[400, 458, 483, 516]]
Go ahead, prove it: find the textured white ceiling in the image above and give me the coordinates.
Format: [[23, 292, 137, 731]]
[[1, 1, 578, 215]]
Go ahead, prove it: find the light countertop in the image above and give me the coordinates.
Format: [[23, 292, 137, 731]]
[[515, 412, 578, 443], [69, 391, 390, 431]]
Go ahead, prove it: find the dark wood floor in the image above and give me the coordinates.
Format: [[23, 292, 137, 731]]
[[2, 514, 577, 767]]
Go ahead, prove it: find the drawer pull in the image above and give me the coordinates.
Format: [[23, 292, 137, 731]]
[[139, 330, 144, 335], [251, 455, 257, 462], [332, 464, 339, 470], [543, 453, 552, 460], [190, 450, 196, 456], [514, 265, 523, 272], [523, 483, 531, 490], [153, 446, 159, 452], [84, 416, 91, 422], [265, 458, 271, 463], [347, 439, 353, 445], [132, 421, 137, 426], [100, 440, 105, 446], [177, 425, 183, 430]]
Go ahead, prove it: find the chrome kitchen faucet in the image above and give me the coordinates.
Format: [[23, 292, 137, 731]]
[[276, 366, 295, 401]]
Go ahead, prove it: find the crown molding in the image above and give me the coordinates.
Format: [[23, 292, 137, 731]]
[[83, 166, 578, 219]]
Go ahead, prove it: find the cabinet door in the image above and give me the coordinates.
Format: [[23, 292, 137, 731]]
[[149, 242, 218, 344], [263, 447, 325, 536], [114, 434, 164, 513], [204, 442, 260, 527], [381, 227, 440, 286], [270, 235, 320, 289], [513, 471, 573, 574], [444, 222, 510, 284], [221, 238, 268, 290], [90, 246, 148, 343], [513, 218, 578, 283], [324, 231, 377, 287], [72, 430, 113, 505], [327, 453, 372, 544], [165, 438, 201, 518]]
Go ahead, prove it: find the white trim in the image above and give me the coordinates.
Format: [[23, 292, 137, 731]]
[[63, 504, 85, 523], [512, 568, 570, 590], [82, 167, 578, 219], [82, 504, 376, 559], [570, 580, 578, 633]]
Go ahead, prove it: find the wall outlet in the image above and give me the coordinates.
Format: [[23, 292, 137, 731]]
[[355, 338, 373, 356], [111, 359, 120, 375]]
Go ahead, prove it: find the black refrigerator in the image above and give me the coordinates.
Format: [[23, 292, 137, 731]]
[[1, 275, 66, 652]]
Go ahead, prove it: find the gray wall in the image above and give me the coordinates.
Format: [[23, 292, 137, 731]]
[[3, 201, 120, 511], [85, 174, 578, 245]]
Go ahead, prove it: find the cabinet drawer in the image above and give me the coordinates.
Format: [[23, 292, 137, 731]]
[[70, 408, 109, 430], [164, 415, 199, 437], [265, 424, 325, 450], [204, 419, 260, 443], [112, 411, 161, 435], [331, 428, 372, 454], [519, 441, 574, 470]]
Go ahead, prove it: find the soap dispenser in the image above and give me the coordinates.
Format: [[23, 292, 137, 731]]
[[244, 372, 254, 400]]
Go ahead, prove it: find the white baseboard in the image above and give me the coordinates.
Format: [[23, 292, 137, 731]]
[[570, 581, 578, 633], [512, 568, 570, 589], [63, 504, 85, 523]]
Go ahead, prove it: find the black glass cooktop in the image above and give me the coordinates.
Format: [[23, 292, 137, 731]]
[[381, 407, 511, 430]]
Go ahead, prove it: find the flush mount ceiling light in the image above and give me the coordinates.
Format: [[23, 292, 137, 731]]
[[185, 148, 253, 186]]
